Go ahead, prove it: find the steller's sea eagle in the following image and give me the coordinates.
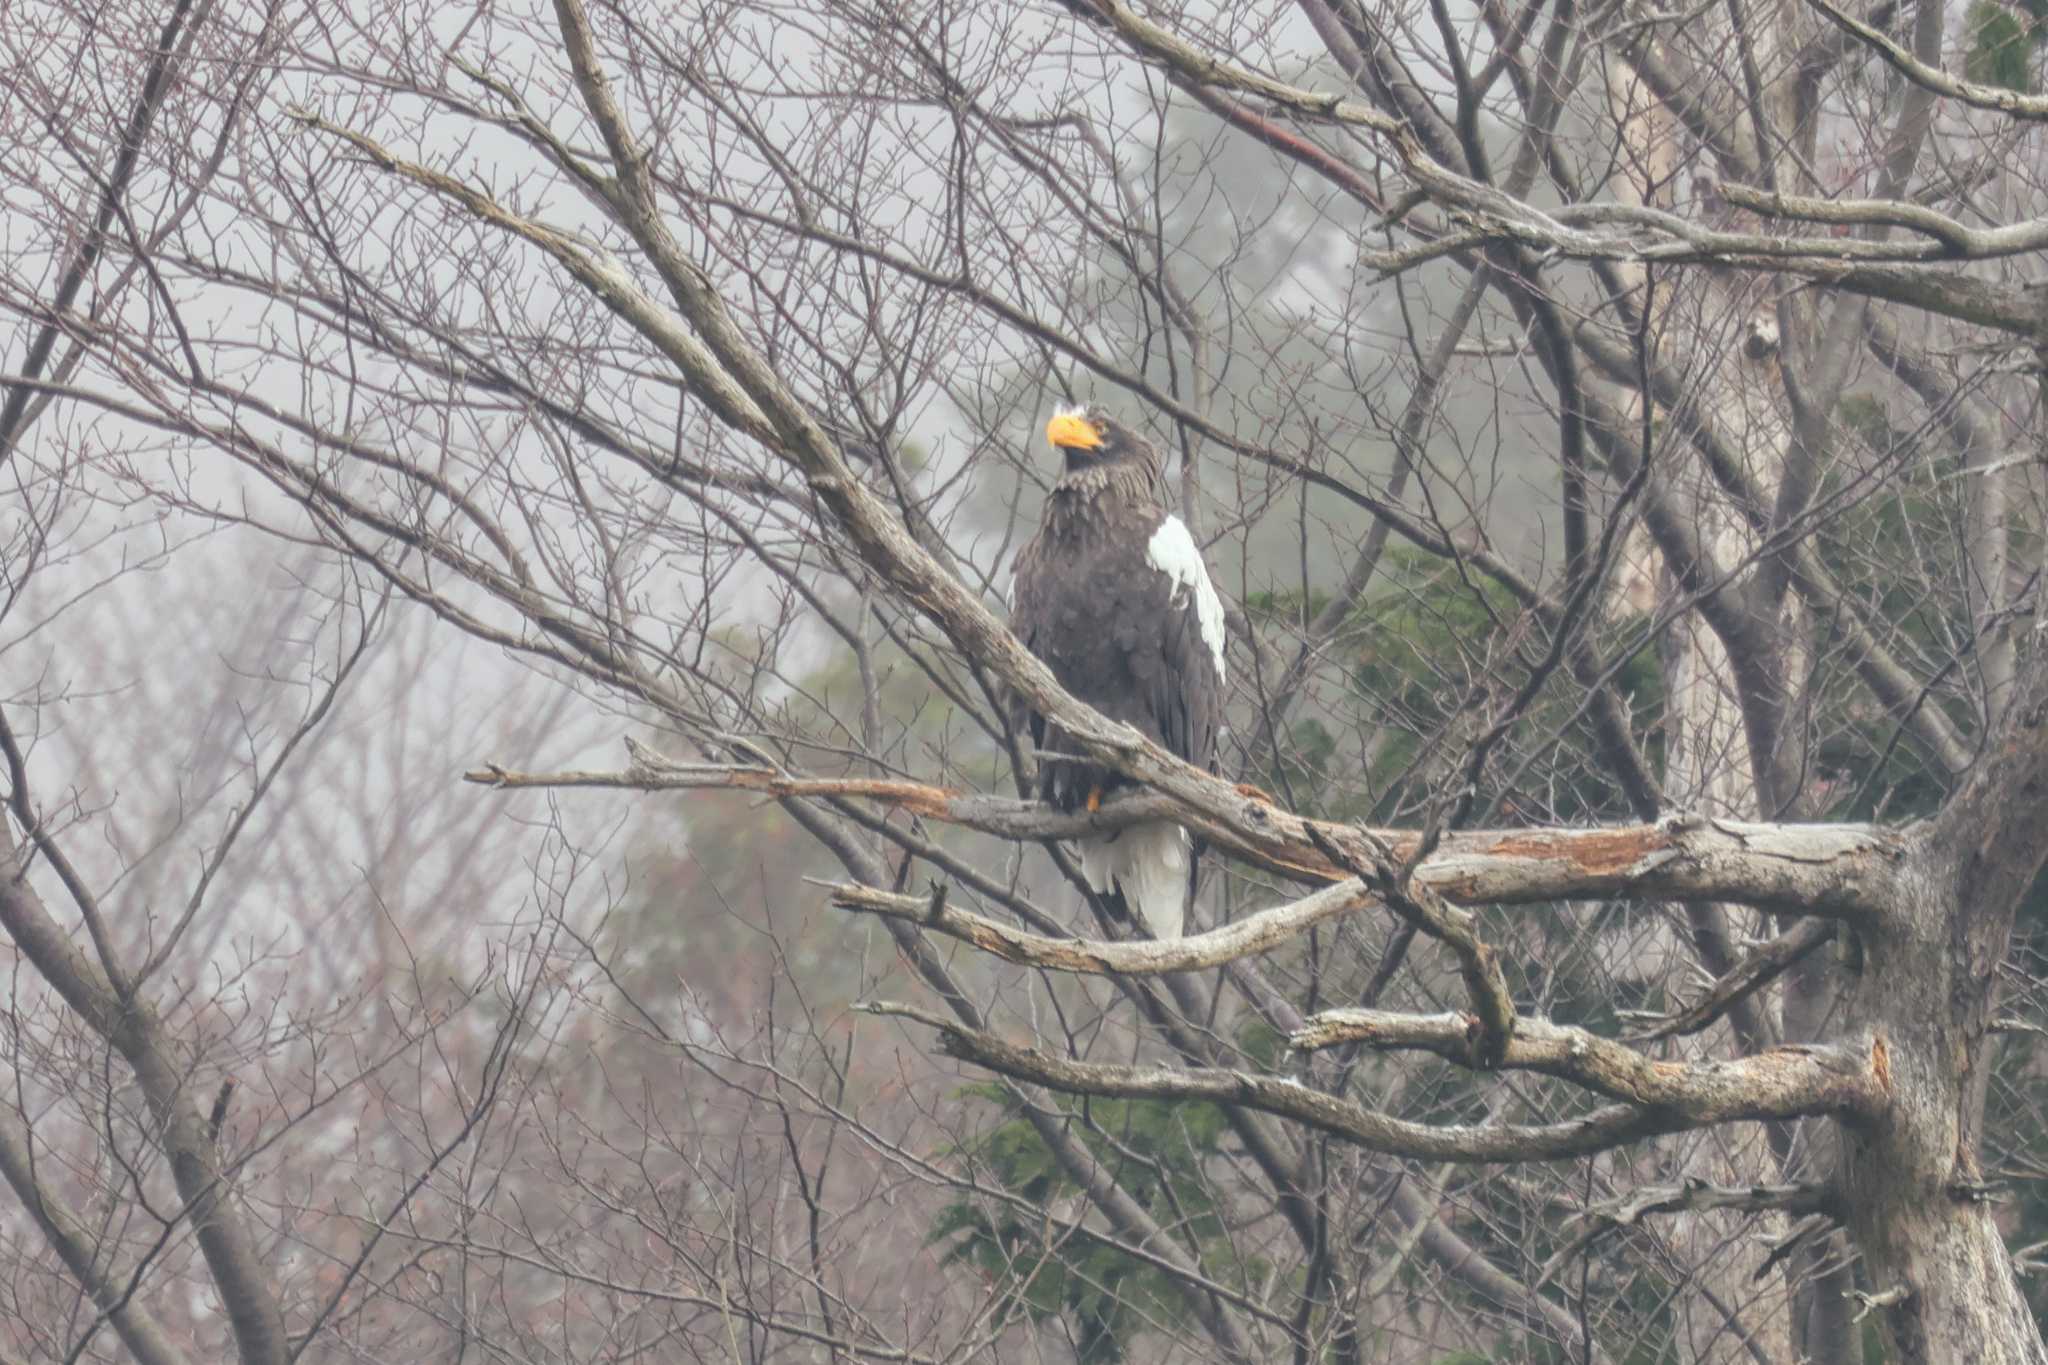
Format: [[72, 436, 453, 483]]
[[1008, 405, 1226, 939]]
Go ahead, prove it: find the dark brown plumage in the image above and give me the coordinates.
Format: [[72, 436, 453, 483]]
[[1008, 406, 1226, 937]]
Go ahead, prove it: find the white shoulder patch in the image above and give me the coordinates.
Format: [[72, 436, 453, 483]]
[[1146, 516, 1226, 682]]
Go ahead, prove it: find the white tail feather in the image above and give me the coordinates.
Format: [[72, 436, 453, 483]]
[[1075, 821, 1188, 939]]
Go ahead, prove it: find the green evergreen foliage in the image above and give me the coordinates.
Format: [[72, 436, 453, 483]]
[[931, 1084, 1243, 1361], [1245, 549, 1663, 827], [1812, 393, 1978, 822], [1966, 0, 2038, 92], [1820, 394, 2048, 1340]]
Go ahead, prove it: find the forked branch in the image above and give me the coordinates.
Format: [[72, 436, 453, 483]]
[[867, 1002, 1890, 1161], [1623, 918, 1838, 1041], [1308, 824, 1517, 1067]]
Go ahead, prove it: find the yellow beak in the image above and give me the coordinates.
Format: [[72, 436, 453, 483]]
[[1046, 411, 1104, 450]]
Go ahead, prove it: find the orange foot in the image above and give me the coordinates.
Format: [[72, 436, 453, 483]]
[[1086, 786, 1103, 813], [1235, 782, 1277, 804]]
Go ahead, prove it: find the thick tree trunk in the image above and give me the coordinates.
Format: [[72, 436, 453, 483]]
[[1839, 858, 2048, 1361], [1838, 707, 2048, 1363]]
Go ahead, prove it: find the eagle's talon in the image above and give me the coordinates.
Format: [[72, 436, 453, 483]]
[[1086, 787, 1103, 814]]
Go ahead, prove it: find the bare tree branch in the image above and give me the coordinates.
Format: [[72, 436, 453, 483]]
[[868, 1001, 1891, 1161]]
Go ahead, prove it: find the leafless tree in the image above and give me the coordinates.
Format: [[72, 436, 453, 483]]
[[6, 0, 2048, 1360]]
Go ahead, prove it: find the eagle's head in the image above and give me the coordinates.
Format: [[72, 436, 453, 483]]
[[1045, 405, 1159, 480]]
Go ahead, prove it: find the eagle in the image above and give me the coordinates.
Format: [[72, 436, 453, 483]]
[[1009, 405, 1227, 939]]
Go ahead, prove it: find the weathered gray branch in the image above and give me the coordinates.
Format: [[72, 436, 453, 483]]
[[1290, 1008, 1854, 1112], [1307, 828, 1518, 1067], [867, 1002, 1890, 1162], [1802, 0, 2048, 120], [826, 877, 1376, 972], [478, 754, 1910, 919]]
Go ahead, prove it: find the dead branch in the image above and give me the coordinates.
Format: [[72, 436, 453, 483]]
[[865, 1002, 1891, 1162], [476, 752, 1910, 918], [1290, 1008, 1862, 1114], [1307, 825, 1518, 1068], [824, 877, 1377, 972]]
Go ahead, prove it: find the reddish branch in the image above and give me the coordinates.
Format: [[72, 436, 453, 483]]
[[472, 755, 1908, 918]]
